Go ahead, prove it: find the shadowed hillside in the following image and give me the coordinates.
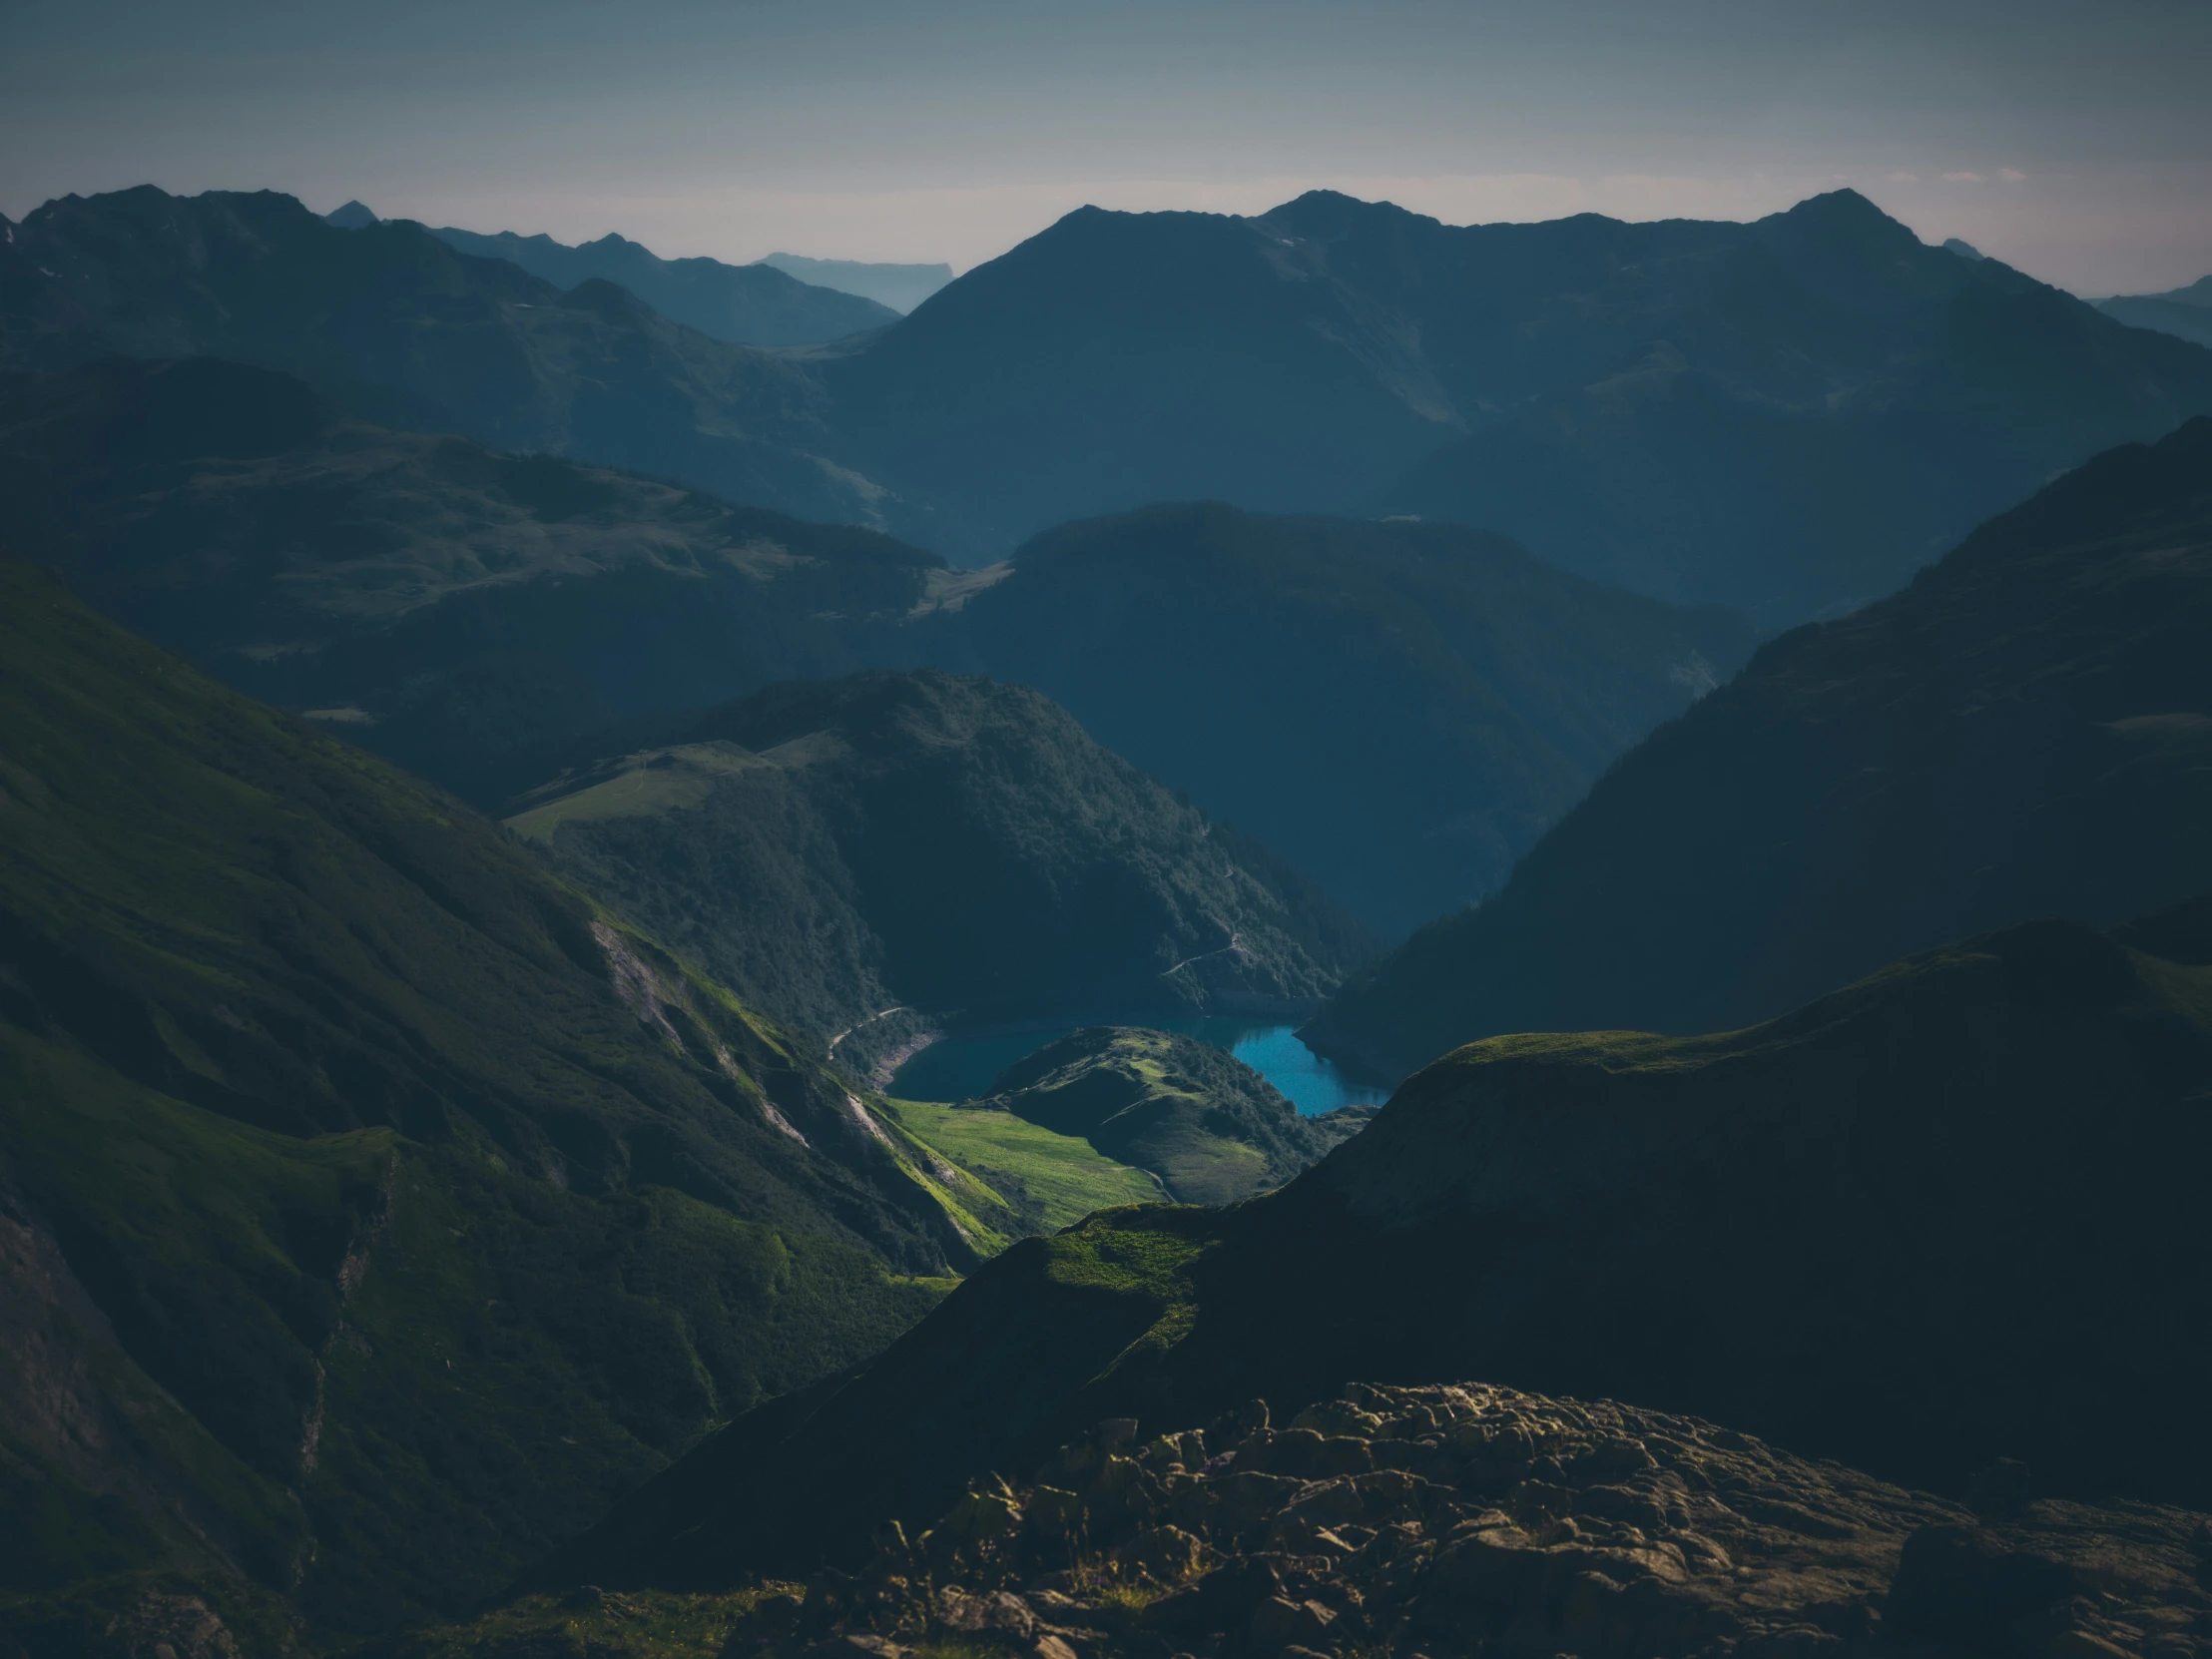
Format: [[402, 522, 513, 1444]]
[[1308, 416, 2212, 1081], [0, 355, 946, 804], [0, 361, 1755, 937], [507, 671, 1374, 1073], [553, 898, 2212, 1587], [0, 557, 1000, 1638], [826, 189, 2212, 622], [957, 503, 1753, 935]]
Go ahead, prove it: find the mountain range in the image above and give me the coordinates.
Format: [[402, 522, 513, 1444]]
[[2098, 274, 2212, 350], [411, 219, 902, 345], [0, 187, 880, 526], [11, 184, 2211, 628], [0, 356, 1750, 936], [818, 187, 2212, 622], [756, 252, 954, 314], [0, 354, 946, 804], [506, 670, 1373, 1071], [1306, 415, 2212, 1081]]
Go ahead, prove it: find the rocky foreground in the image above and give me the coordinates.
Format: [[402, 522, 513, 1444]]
[[727, 1382, 2212, 1659]]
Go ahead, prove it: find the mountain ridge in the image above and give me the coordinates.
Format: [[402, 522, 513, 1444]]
[[1306, 414, 2212, 1080]]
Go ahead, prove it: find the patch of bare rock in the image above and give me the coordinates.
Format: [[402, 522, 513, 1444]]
[[719, 1382, 2212, 1659]]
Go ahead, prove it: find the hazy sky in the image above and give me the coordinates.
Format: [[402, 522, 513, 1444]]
[[5, 0, 2208, 294]]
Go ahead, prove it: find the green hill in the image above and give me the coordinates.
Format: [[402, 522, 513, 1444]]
[[957, 502, 1754, 935], [0, 557, 1047, 1644], [1307, 415, 2212, 1081], [16, 185, 2212, 630], [974, 1026, 1372, 1205], [550, 896, 2212, 1588], [504, 671, 1374, 1073]]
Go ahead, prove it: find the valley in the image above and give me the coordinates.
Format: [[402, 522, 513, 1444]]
[[2, 137, 2210, 1659]]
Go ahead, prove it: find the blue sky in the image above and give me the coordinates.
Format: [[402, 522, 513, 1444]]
[[4, 0, 2207, 293]]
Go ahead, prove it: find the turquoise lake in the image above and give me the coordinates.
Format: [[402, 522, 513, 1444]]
[[887, 1014, 1391, 1117]]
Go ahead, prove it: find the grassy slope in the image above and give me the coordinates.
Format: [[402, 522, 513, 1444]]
[[1308, 414, 2212, 1081], [0, 556, 968, 1644], [878, 1100, 1163, 1228], [555, 899, 2212, 1585]]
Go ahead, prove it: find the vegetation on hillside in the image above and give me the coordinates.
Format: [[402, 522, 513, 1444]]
[[507, 671, 1374, 1069], [557, 897, 2212, 1584], [0, 556, 977, 1641], [1308, 415, 2212, 1080], [973, 1026, 1371, 1205]]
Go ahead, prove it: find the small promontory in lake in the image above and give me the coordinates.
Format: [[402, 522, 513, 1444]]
[[973, 1026, 1373, 1205], [507, 670, 1374, 1076]]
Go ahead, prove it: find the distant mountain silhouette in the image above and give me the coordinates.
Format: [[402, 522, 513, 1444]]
[[2099, 274, 2212, 349], [953, 502, 1754, 937], [323, 198, 377, 230], [15, 185, 2209, 625], [759, 252, 954, 313], [825, 188, 2212, 622], [419, 222, 899, 345], [0, 186, 886, 525], [1306, 417, 2212, 1082]]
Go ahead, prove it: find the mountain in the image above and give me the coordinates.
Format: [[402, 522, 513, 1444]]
[[19, 184, 2203, 628], [955, 503, 1755, 936], [0, 186, 882, 526], [418, 223, 901, 346], [554, 895, 2212, 1589], [972, 1026, 1373, 1204], [1306, 416, 2212, 1082], [757, 253, 954, 314], [2099, 275, 2212, 350], [505, 671, 1375, 1074], [0, 555, 1030, 1641], [0, 355, 945, 804], [824, 188, 2212, 622], [0, 360, 1757, 936]]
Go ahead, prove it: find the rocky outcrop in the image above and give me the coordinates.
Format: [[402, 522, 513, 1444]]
[[727, 1382, 2212, 1659]]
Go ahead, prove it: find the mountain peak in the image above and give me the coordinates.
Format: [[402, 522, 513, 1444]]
[[324, 199, 378, 229]]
